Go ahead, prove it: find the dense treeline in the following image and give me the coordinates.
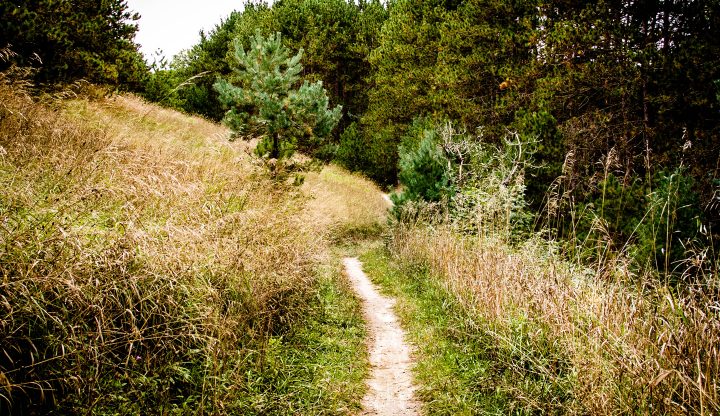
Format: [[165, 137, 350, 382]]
[[150, 0, 719, 275], [4, 0, 716, 271], [145, 0, 387, 130], [372, 0, 720, 274], [0, 0, 147, 88]]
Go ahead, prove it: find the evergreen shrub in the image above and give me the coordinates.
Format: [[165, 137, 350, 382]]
[[392, 125, 452, 208], [214, 31, 341, 170], [392, 121, 535, 240]]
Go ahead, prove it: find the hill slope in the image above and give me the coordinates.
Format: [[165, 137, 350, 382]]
[[0, 83, 385, 414]]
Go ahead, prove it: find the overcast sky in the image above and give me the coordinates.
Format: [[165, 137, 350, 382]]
[[126, 0, 247, 63]]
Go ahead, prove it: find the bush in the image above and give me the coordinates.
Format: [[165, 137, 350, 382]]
[[0, 0, 148, 88], [392, 121, 535, 240], [633, 168, 704, 276], [336, 122, 365, 171], [336, 123, 400, 185], [392, 125, 452, 208]]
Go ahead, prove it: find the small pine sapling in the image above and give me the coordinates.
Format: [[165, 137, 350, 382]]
[[214, 31, 341, 174]]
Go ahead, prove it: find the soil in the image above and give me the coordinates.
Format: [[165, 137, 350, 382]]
[[343, 257, 421, 416], [381, 193, 393, 206]]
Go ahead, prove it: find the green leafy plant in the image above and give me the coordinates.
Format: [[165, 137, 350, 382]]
[[633, 168, 703, 277], [392, 124, 452, 208], [392, 121, 535, 240], [214, 31, 341, 172]]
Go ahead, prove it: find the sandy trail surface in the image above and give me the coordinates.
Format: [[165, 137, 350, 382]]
[[343, 257, 421, 416], [381, 193, 393, 207]]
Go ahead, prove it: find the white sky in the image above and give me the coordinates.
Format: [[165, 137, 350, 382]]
[[126, 0, 246, 63]]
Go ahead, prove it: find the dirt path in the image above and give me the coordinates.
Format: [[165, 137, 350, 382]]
[[343, 257, 421, 416], [381, 193, 393, 207]]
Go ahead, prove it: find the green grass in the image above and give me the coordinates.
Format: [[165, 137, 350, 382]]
[[360, 246, 573, 415], [229, 260, 368, 415]]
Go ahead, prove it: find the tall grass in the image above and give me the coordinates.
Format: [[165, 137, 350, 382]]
[[386, 122, 718, 412], [387, 219, 719, 414], [302, 165, 389, 243], [0, 74, 344, 414]]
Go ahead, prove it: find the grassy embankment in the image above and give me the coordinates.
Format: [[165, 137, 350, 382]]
[[0, 77, 386, 414], [362, 219, 719, 415]]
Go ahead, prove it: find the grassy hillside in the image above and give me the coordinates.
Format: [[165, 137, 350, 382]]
[[0, 77, 385, 414], [9, 66, 715, 415]]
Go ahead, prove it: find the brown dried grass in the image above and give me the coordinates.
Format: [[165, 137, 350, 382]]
[[302, 164, 389, 243], [389, 223, 719, 414], [0, 79, 327, 413]]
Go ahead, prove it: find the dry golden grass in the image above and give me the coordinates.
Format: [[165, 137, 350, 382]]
[[389, 223, 719, 414], [0, 81, 335, 413], [302, 164, 389, 243]]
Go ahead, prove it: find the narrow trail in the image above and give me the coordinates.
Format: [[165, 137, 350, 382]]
[[343, 257, 421, 416], [381, 193, 393, 207]]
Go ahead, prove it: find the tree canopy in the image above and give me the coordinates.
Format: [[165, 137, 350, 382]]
[[0, 0, 147, 88]]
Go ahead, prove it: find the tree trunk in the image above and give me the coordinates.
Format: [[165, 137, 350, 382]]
[[271, 132, 280, 160]]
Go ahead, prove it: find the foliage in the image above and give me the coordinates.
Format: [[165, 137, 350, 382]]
[[158, 0, 387, 130], [354, 0, 719, 273], [448, 129, 536, 239], [633, 169, 704, 276], [169, 9, 253, 120], [360, 0, 538, 182], [511, 109, 564, 208], [346, 126, 404, 185], [532, 0, 720, 248], [335, 122, 365, 172], [139, 56, 192, 109], [214, 31, 341, 165], [0, 0, 147, 88], [392, 122, 452, 209], [392, 121, 535, 239], [335, 121, 399, 182], [266, 0, 386, 128]]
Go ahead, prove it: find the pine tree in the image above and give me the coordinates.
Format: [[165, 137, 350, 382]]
[[0, 0, 147, 88], [394, 126, 451, 205], [214, 31, 341, 166]]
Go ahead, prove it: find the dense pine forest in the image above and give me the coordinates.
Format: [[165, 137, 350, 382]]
[[144, 0, 720, 276], [2, 0, 719, 414]]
